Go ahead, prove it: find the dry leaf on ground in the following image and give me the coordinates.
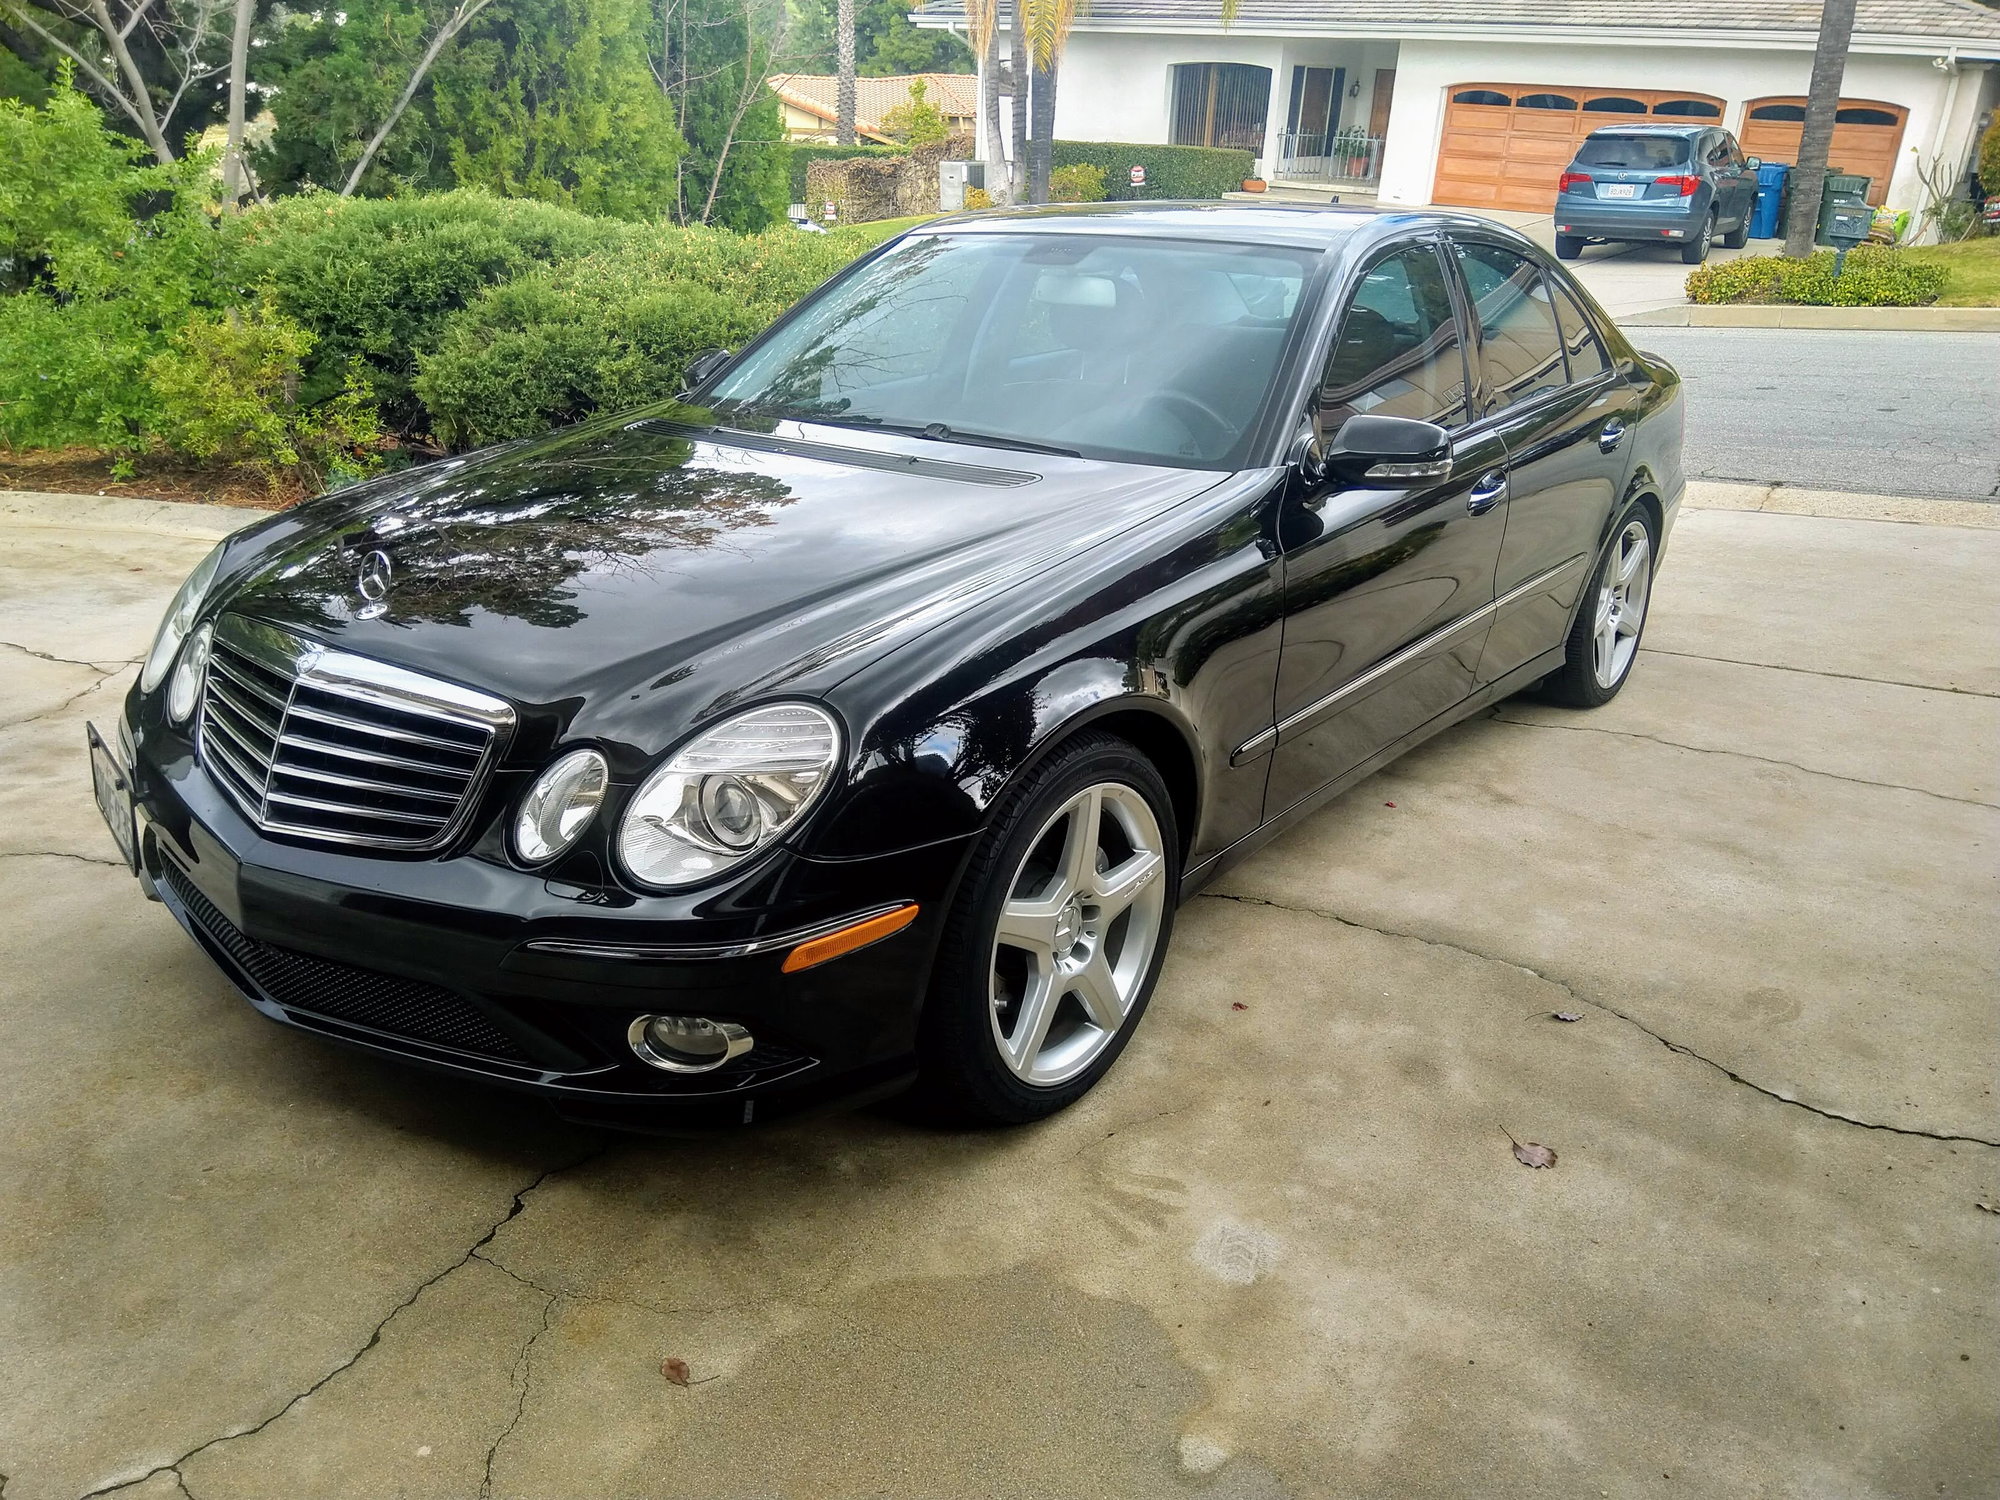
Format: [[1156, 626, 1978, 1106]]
[[661, 1357, 692, 1386], [1552, 1011, 1583, 1023], [1502, 1127, 1558, 1169]]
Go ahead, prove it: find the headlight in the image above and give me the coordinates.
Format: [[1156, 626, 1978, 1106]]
[[617, 703, 841, 889], [140, 543, 226, 693], [166, 622, 213, 724], [513, 748, 609, 863]]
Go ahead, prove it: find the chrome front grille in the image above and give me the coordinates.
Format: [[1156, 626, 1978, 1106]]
[[198, 614, 513, 852]]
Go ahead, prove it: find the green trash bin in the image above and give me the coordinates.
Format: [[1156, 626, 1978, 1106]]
[[1816, 171, 1873, 247]]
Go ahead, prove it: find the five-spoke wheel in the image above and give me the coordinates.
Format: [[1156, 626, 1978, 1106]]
[[1542, 501, 1658, 708]]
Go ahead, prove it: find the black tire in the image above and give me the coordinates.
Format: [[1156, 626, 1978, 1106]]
[[1719, 213, 1749, 250], [913, 732, 1180, 1126], [1539, 502, 1659, 709], [1681, 213, 1715, 265], [1554, 234, 1584, 260]]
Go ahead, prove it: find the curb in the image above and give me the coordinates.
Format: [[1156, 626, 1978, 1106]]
[[0, 490, 266, 541], [1622, 304, 2000, 331], [1684, 480, 1999, 528]]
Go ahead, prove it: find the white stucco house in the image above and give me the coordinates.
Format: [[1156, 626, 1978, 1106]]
[[916, 0, 2000, 217]]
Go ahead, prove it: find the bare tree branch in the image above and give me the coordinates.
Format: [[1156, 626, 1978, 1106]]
[[0, 0, 172, 158], [340, 0, 497, 195]]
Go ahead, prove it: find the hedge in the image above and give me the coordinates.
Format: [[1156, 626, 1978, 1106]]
[[1051, 141, 1256, 201], [788, 143, 907, 203], [1684, 247, 1947, 308]]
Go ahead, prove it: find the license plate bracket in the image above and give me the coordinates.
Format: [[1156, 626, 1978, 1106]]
[[1599, 183, 1640, 199], [87, 722, 140, 874]]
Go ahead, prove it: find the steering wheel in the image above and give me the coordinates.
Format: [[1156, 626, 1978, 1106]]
[[1146, 391, 1235, 457]]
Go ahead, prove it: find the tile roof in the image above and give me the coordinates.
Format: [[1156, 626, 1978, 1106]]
[[914, 0, 2000, 41], [769, 73, 980, 133]]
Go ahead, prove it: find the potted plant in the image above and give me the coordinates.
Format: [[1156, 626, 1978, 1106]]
[[1242, 177, 1267, 193]]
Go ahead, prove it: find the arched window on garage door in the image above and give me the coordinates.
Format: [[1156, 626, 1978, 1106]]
[[1749, 102, 1807, 123], [1515, 93, 1577, 110], [1837, 106, 1901, 126], [1582, 96, 1647, 113], [1452, 89, 1511, 106], [1653, 98, 1721, 117]]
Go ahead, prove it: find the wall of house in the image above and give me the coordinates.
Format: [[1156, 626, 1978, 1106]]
[[1377, 39, 1973, 215], [1056, 32, 1289, 169]]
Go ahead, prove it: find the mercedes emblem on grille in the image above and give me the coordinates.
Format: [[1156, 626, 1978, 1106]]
[[355, 549, 393, 618]]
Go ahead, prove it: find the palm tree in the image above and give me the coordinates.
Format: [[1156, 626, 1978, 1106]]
[[836, 0, 857, 145], [1021, 0, 1081, 202], [1783, 0, 1856, 257], [967, 0, 1009, 195]]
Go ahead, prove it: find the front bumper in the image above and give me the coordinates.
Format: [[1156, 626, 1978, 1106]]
[[105, 714, 973, 1130]]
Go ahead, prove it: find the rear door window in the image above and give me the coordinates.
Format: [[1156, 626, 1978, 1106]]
[[1450, 242, 1568, 411], [1574, 134, 1690, 169], [1549, 282, 1611, 381]]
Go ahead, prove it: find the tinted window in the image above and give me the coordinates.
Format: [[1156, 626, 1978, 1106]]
[[1837, 106, 1900, 125], [1575, 134, 1689, 168], [1582, 96, 1647, 113], [1750, 103, 1807, 122], [1517, 93, 1577, 110], [1653, 98, 1721, 117], [1451, 243, 1567, 410], [1550, 282, 1610, 380], [1705, 136, 1732, 166], [1453, 89, 1510, 106], [1319, 245, 1469, 431]]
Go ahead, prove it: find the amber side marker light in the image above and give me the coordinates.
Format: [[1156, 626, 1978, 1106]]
[[781, 904, 920, 974]]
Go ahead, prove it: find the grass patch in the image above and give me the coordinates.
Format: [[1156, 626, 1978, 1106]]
[[1901, 237, 2000, 307]]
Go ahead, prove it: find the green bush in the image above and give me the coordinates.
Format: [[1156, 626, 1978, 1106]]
[[789, 143, 906, 202], [1049, 162, 1108, 204], [1051, 141, 1254, 201], [416, 219, 912, 448], [1685, 246, 1947, 307], [145, 303, 381, 488], [227, 190, 630, 431]]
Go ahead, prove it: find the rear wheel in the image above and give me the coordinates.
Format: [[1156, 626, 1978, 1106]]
[[1681, 212, 1715, 265], [915, 734, 1178, 1125], [1540, 504, 1658, 708], [1554, 234, 1584, 260]]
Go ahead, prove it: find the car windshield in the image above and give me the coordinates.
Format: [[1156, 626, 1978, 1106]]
[[1574, 135, 1691, 169], [706, 232, 1320, 468]]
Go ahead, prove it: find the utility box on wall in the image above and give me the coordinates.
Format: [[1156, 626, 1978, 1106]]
[[940, 160, 985, 211]]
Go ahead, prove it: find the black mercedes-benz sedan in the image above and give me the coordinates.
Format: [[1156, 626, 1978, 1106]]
[[89, 203, 1683, 1129]]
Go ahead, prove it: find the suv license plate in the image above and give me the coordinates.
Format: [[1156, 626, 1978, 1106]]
[[1599, 184, 1639, 199], [87, 722, 139, 874]]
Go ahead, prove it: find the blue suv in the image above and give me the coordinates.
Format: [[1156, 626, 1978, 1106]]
[[1554, 123, 1759, 265]]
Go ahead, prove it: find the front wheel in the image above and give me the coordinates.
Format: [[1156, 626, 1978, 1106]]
[[915, 734, 1178, 1125], [1540, 504, 1658, 708]]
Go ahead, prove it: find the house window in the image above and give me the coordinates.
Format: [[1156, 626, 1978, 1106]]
[[1515, 93, 1578, 110], [1653, 98, 1722, 117], [1583, 97, 1648, 113], [1452, 89, 1511, 106], [1170, 63, 1273, 151]]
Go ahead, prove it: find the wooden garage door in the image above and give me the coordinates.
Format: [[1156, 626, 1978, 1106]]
[[1740, 98, 1907, 205], [1435, 85, 1724, 212]]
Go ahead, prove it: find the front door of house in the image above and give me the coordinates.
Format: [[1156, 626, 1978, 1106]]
[[1368, 69, 1396, 140], [1286, 66, 1343, 155]]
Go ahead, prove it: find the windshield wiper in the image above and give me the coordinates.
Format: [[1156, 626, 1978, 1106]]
[[785, 412, 1080, 459]]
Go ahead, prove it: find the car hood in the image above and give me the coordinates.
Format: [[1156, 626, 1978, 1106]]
[[219, 407, 1223, 755]]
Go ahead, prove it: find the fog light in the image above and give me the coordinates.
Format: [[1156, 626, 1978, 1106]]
[[628, 1013, 753, 1073]]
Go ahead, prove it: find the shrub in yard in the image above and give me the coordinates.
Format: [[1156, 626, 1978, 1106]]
[[1685, 247, 1946, 307], [1049, 163, 1108, 203], [145, 304, 381, 488], [226, 190, 630, 432], [1050, 141, 1255, 201], [788, 143, 906, 203], [415, 219, 912, 448]]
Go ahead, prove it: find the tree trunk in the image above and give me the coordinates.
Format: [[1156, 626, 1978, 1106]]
[[835, 0, 856, 145], [977, 19, 1004, 185], [1028, 54, 1054, 203], [1007, 0, 1027, 204], [1782, 0, 1856, 257], [218, 0, 255, 208]]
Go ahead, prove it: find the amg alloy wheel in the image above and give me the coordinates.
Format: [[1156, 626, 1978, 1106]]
[[1540, 503, 1658, 709], [916, 734, 1178, 1123]]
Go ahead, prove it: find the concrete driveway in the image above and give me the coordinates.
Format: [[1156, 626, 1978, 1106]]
[[2, 487, 1995, 1500], [1463, 206, 1765, 318]]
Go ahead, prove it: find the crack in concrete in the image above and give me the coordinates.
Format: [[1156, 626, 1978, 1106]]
[[1062, 1100, 1203, 1163], [480, 1292, 557, 1500], [3, 850, 124, 868], [1485, 713, 1998, 811], [1198, 891, 2000, 1149], [0, 640, 138, 675], [1639, 645, 1997, 700], [73, 1145, 607, 1500]]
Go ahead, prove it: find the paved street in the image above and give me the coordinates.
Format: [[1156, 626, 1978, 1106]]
[[2, 488, 1996, 1500], [1633, 328, 2000, 501]]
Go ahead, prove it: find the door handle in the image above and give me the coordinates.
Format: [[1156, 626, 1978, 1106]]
[[1599, 419, 1627, 453], [1467, 470, 1507, 516]]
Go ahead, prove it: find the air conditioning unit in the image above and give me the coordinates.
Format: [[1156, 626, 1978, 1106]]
[[939, 161, 987, 212]]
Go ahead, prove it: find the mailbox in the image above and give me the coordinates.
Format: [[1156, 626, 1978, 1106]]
[[1815, 171, 1873, 248], [939, 160, 986, 212]]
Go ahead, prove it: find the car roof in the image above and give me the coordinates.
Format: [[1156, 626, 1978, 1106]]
[[914, 200, 1540, 253], [1581, 122, 1713, 137]]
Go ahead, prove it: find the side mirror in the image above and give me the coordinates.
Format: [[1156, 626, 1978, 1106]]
[[682, 348, 733, 390], [1744, 156, 1762, 171], [1324, 413, 1452, 484]]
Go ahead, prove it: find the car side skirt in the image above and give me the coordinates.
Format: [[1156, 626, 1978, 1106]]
[[1179, 645, 1567, 897]]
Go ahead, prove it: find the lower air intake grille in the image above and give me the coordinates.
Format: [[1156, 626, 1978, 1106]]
[[161, 861, 531, 1063]]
